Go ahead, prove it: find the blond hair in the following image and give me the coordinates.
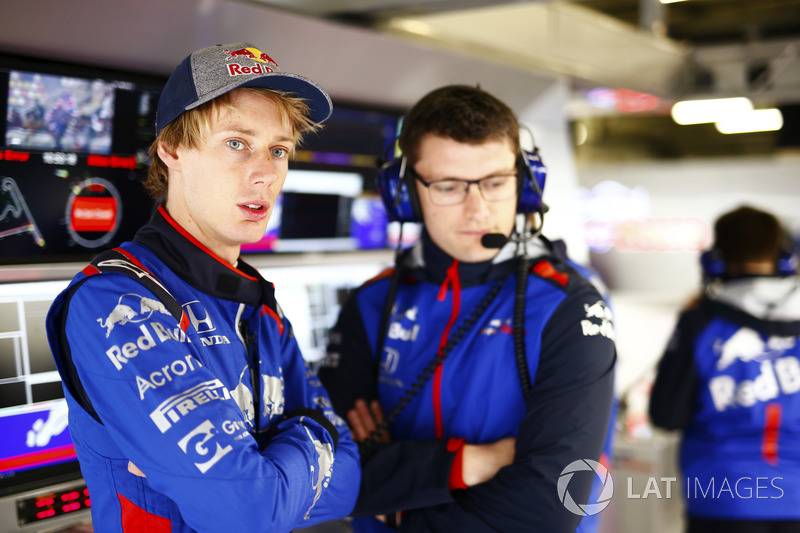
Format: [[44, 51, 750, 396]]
[[144, 87, 321, 200]]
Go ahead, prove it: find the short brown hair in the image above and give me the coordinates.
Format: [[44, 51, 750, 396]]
[[714, 205, 785, 265], [144, 87, 320, 200], [398, 85, 520, 164]]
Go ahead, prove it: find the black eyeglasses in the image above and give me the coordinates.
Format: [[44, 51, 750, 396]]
[[412, 170, 518, 206]]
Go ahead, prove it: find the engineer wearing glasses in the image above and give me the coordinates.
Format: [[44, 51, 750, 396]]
[[319, 84, 616, 533]]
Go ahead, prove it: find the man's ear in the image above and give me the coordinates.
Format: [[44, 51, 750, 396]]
[[156, 142, 180, 170]]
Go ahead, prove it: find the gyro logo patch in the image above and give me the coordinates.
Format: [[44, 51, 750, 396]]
[[558, 459, 614, 516], [149, 380, 231, 433], [177, 420, 233, 474]]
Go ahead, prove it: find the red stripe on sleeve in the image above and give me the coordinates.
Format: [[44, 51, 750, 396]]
[[447, 437, 468, 490]]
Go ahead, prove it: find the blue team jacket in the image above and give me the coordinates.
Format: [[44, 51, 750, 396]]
[[319, 234, 616, 532], [46, 206, 360, 532], [651, 276, 800, 520]]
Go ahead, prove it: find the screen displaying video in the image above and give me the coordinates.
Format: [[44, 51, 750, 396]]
[[0, 55, 163, 266], [6, 71, 116, 154]]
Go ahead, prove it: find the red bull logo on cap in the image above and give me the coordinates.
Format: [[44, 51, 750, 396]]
[[223, 47, 277, 77]]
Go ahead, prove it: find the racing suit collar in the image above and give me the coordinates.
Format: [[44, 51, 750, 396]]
[[132, 205, 272, 307], [400, 230, 510, 287]]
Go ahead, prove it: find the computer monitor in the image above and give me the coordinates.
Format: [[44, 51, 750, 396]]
[[0, 53, 163, 267]]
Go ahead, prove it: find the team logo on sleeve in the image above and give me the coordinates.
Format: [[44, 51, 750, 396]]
[[229, 366, 285, 426], [301, 422, 334, 520], [581, 300, 615, 340], [261, 371, 285, 422], [230, 366, 256, 427], [97, 293, 172, 338]]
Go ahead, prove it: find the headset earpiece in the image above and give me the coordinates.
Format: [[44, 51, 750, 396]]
[[376, 156, 422, 223], [777, 247, 799, 276], [700, 246, 799, 280], [700, 249, 727, 280], [517, 149, 547, 215]]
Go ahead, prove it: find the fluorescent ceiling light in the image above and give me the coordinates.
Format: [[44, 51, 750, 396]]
[[671, 97, 752, 125], [660, 0, 687, 3], [715, 108, 783, 134]]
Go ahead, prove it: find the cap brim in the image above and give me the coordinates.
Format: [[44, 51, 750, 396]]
[[187, 72, 332, 124]]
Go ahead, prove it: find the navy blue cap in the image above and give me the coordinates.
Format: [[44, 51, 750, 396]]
[[156, 43, 332, 134]]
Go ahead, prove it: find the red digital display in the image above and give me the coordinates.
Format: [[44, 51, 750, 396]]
[[70, 196, 118, 232], [17, 483, 91, 525]]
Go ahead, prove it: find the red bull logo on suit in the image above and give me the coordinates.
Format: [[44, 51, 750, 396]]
[[709, 327, 800, 411], [97, 292, 172, 338]]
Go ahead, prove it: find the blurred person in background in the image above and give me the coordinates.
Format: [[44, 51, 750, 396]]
[[650, 205, 800, 533], [318, 84, 616, 532]]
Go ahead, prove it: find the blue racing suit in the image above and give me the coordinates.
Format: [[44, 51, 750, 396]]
[[650, 275, 800, 520], [46, 206, 360, 532], [318, 232, 616, 532]]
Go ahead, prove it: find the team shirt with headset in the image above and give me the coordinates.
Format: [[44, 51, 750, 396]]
[[318, 231, 617, 532], [650, 260, 800, 520], [45, 206, 360, 532]]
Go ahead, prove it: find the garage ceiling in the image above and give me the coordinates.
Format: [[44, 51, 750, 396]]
[[585, 0, 800, 45], [246, 0, 800, 158]]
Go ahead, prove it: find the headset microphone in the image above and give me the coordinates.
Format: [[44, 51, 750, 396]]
[[481, 227, 539, 248], [481, 233, 510, 248], [481, 233, 537, 249]]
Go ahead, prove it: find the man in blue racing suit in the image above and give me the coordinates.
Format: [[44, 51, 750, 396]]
[[650, 205, 800, 532], [46, 42, 360, 532], [318, 85, 616, 532]]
